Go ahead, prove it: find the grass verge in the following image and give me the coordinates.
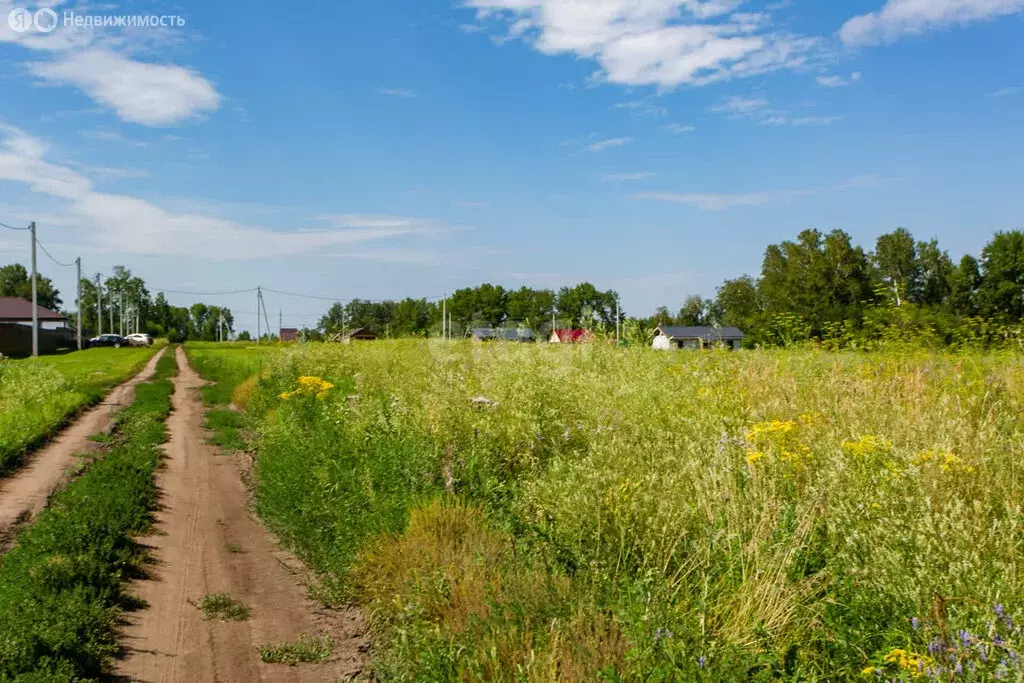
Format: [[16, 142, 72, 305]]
[[0, 345, 162, 476], [260, 633, 333, 665], [0, 347, 176, 681]]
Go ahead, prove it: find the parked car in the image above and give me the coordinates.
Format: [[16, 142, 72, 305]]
[[87, 334, 127, 348], [126, 333, 153, 347]]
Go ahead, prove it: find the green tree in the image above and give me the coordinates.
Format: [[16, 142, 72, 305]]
[[556, 282, 618, 329], [977, 230, 1024, 319], [715, 276, 762, 340], [0, 263, 62, 310], [759, 229, 872, 335], [677, 295, 709, 326], [873, 228, 918, 306], [914, 238, 954, 307], [506, 287, 555, 331], [949, 255, 981, 317]]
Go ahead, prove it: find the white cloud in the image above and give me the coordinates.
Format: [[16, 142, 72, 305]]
[[709, 94, 840, 127], [709, 94, 769, 115], [816, 71, 862, 87], [79, 128, 150, 148], [989, 86, 1021, 96], [632, 189, 806, 210], [602, 171, 657, 181], [613, 99, 669, 116], [840, 0, 1024, 46], [378, 87, 419, 98], [0, 125, 448, 260], [787, 115, 843, 126], [586, 136, 633, 152], [464, 0, 820, 88], [631, 174, 885, 210], [29, 50, 220, 126], [1, 0, 222, 126], [663, 123, 696, 133]]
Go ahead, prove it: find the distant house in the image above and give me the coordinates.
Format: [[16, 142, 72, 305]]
[[0, 297, 68, 330], [279, 328, 298, 342], [471, 328, 536, 343], [0, 297, 74, 356], [549, 329, 594, 344], [653, 325, 744, 351]]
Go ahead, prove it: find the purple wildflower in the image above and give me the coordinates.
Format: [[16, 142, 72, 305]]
[[912, 617, 920, 630], [955, 661, 963, 675], [697, 656, 706, 669], [995, 604, 1005, 618]]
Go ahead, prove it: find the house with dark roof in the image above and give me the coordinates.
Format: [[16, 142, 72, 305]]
[[279, 328, 299, 342], [653, 325, 745, 351], [0, 297, 68, 330], [471, 327, 535, 343], [0, 297, 73, 356]]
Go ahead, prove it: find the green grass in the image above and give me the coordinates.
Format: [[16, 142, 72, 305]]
[[260, 633, 333, 665], [193, 592, 251, 621], [0, 345, 161, 475], [186, 340, 1024, 681], [0, 350, 176, 681]]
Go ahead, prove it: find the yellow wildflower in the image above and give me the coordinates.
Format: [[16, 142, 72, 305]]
[[746, 450, 765, 465], [279, 392, 291, 400], [841, 435, 892, 458], [883, 648, 933, 679]]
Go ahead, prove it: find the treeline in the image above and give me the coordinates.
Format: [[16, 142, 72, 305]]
[[301, 228, 1023, 349], [0, 262, 234, 343], [305, 282, 620, 339], [659, 228, 1023, 348]]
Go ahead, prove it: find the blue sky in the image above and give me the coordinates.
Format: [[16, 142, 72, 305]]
[[1, 0, 1022, 331]]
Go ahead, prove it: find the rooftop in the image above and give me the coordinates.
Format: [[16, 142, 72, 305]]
[[0, 297, 67, 322], [658, 325, 745, 341]]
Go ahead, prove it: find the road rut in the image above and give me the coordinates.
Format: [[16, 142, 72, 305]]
[[0, 348, 166, 548], [114, 346, 367, 682]]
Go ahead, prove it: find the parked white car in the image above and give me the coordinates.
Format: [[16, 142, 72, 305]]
[[125, 333, 153, 347]]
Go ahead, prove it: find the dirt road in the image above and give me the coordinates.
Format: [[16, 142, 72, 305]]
[[0, 348, 166, 548], [114, 347, 367, 682]]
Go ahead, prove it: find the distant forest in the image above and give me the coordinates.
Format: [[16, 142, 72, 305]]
[[304, 227, 1024, 348], [3, 228, 1021, 347]]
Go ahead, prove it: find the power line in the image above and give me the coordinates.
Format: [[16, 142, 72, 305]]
[[151, 286, 259, 296], [35, 239, 77, 268], [0, 220, 31, 231], [261, 286, 445, 303]]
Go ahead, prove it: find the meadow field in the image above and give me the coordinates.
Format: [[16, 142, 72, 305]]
[[187, 340, 1024, 681], [0, 346, 161, 475]]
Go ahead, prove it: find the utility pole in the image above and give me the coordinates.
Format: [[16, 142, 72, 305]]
[[442, 295, 447, 341], [120, 290, 124, 337], [616, 297, 620, 343], [279, 309, 282, 340], [29, 222, 38, 356], [75, 258, 82, 350], [256, 287, 262, 343], [96, 274, 102, 336]]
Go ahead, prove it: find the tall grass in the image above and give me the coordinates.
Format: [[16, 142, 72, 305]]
[[187, 341, 1024, 680], [0, 348, 176, 681], [0, 346, 160, 475]]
